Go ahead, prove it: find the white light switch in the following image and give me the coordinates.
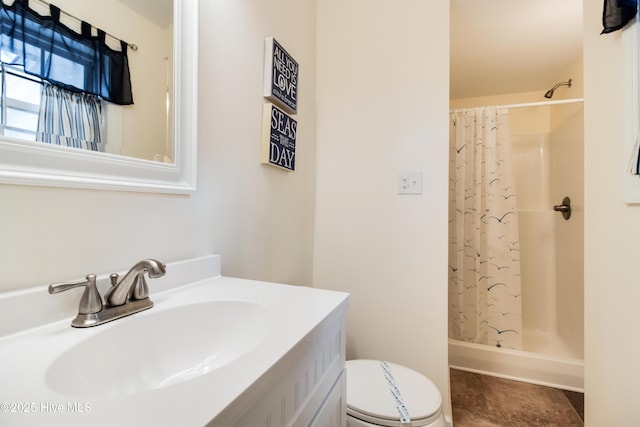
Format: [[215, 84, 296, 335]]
[[398, 172, 422, 195]]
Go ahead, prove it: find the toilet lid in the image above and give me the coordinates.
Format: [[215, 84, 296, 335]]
[[345, 359, 442, 426]]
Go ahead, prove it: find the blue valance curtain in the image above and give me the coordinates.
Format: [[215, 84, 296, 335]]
[[0, 0, 133, 105], [602, 0, 638, 33]]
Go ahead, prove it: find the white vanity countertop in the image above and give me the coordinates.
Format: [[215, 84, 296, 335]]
[[0, 255, 349, 426]]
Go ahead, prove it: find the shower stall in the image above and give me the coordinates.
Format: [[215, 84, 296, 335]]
[[448, 99, 584, 392]]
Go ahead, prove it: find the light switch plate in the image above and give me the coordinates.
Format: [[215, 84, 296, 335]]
[[398, 172, 422, 194]]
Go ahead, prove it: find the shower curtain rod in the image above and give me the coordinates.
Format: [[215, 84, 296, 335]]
[[450, 97, 584, 112]]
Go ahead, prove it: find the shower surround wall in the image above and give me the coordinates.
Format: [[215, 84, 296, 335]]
[[449, 91, 584, 389], [511, 103, 584, 359]]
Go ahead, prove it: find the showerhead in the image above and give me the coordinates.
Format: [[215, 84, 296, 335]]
[[544, 79, 572, 99]]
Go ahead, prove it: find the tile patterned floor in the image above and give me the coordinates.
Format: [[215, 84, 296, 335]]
[[450, 369, 584, 426]]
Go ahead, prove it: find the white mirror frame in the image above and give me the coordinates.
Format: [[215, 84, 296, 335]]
[[0, 0, 198, 194]]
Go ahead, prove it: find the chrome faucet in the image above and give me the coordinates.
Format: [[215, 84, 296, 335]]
[[48, 259, 166, 328], [104, 259, 166, 306]]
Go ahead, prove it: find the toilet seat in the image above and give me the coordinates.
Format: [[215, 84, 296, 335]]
[[345, 360, 443, 427]]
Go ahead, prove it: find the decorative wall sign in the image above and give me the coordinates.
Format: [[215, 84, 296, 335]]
[[261, 103, 297, 171], [263, 37, 298, 114]]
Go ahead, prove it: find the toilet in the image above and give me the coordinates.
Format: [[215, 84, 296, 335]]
[[345, 359, 446, 427]]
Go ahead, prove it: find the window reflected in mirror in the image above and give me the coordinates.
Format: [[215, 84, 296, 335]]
[[2, 65, 41, 141]]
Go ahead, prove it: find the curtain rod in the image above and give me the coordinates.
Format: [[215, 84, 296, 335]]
[[35, 0, 138, 51], [496, 97, 584, 110], [450, 97, 584, 112]]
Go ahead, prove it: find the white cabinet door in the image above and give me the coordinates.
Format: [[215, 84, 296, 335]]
[[309, 371, 346, 427]]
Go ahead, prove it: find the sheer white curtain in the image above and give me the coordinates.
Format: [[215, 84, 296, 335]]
[[36, 83, 105, 151], [448, 106, 523, 350]]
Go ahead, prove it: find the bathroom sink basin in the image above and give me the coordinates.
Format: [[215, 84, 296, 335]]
[[45, 301, 273, 398]]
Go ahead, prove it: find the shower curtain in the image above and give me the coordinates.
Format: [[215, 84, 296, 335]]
[[449, 107, 523, 350]]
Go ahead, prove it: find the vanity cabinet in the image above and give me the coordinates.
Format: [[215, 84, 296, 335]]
[[208, 300, 348, 427], [309, 371, 346, 427]]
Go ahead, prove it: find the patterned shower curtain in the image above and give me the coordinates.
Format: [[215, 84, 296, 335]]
[[448, 107, 523, 350]]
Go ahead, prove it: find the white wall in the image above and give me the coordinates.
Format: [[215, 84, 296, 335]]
[[314, 0, 451, 420], [584, 1, 640, 425], [0, 185, 211, 292], [200, 0, 317, 286]]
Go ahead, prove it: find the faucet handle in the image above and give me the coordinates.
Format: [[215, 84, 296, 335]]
[[109, 273, 119, 286], [48, 274, 103, 315]]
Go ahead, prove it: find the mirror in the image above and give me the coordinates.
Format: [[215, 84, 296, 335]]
[[0, 0, 197, 193]]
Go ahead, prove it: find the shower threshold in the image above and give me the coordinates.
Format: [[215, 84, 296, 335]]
[[448, 338, 584, 392]]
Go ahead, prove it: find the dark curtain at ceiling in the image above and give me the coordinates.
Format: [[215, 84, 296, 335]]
[[602, 0, 638, 34], [0, 0, 133, 105]]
